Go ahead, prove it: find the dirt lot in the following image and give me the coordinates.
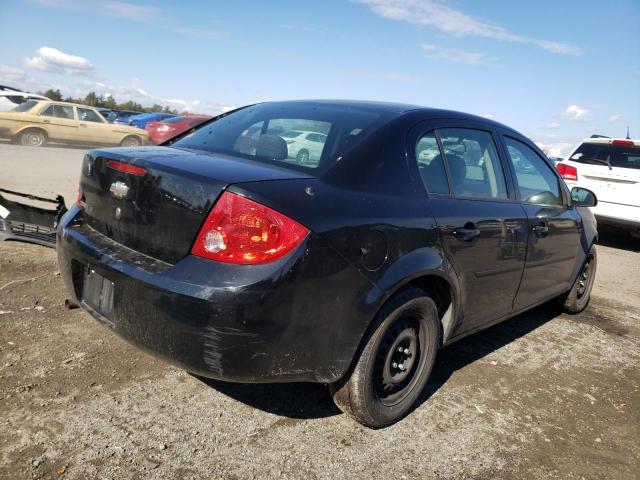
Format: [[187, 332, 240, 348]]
[[1, 144, 639, 479]]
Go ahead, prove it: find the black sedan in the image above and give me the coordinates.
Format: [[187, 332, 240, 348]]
[[57, 100, 598, 427]]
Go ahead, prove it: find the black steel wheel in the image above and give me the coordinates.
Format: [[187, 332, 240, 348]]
[[330, 288, 441, 428], [562, 245, 597, 314]]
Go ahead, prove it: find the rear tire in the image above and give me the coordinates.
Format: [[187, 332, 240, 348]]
[[330, 288, 440, 428], [19, 129, 47, 147], [562, 246, 597, 314], [121, 136, 142, 147]]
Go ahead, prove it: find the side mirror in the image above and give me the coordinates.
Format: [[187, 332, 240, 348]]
[[571, 187, 597, 207]]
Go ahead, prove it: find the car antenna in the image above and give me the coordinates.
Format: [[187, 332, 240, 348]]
[[626, 126, 630, 140]]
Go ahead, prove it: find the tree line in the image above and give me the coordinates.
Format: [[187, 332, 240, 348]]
[[40, 89, 178, 114]]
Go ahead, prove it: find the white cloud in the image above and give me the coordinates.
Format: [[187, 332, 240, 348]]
[[542, 122, 560, 129], [534, 141, 574, 158], [31, 0, 160, 22], [560, 104, 591, 122], [23, 47, 93, 73], [81, 79, 233, 115], [480, 113, 496, 120], [0, 65, 27, 83], [422, 43, 495, 65], [356, 0, 579, 55], [32, 0, 221, 41], [608, 114, 622, 123]]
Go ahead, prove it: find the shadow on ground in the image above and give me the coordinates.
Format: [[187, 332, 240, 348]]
[[199, 303, 562, 420], [597, 229, 639, 252]]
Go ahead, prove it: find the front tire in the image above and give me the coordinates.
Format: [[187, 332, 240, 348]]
[[562, 246, 597, 314], [296, 149, 310, 164], [20, 129, 47, 147], [121, 136, 142, 147], [330, 288, 440, 428]]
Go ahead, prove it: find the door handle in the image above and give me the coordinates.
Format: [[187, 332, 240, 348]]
[[532, 224, 549, 238], [452, 225, 481, 242], [42, 119, 50, 123]]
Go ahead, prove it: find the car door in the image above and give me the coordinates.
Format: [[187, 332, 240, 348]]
[[38, 104, 78, 141], [409, 121, 529, 332], [498, 133, 582, 309], [76, 106, 118, 144]]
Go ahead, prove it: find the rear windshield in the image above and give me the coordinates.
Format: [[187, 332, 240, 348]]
[[12, 99, 40, 112], [570, 142, 640, 170], [172, 103, 389, 173]]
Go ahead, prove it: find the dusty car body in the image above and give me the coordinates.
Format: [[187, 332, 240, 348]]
[[0, 100, 148, 147], [56, 100, 598, 427]]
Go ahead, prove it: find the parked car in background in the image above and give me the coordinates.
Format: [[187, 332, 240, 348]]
[[0, 99, 148, 147], [280, 130, 328, 164], [127, 112, 177, 129], [147, 114, 212, 144], [0, 85, 49, 112], [557, 136, 640, 237], [58, 100, 598, 428], [109, 110, 144, 125]]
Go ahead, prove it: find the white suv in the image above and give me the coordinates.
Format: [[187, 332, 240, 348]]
[[0, 85, 48, 112], [558, 136, 640, 237]]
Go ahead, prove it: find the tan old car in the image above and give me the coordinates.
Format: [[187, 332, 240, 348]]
[[0, 99, 148, 147]]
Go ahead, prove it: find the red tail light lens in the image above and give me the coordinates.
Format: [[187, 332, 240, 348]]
[[557, 163, 578, 181], [106, 159, 146, 177], [612, 139, 634, 146], [191, 191, 309, 264]]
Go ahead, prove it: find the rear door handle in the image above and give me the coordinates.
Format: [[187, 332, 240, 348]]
[[532, 224, 549, 237], [452, 226, 481, 242]]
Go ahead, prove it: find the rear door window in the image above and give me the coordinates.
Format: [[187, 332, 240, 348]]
[[438, 128, 508, 200], [504, 137, 562, 205]]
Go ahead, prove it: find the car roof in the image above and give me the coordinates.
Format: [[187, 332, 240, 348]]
[[265, 99, 515, 131], [579, 137, 640, 145]]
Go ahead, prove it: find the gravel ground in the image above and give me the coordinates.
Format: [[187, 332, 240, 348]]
[[0, 144, 639, 479]]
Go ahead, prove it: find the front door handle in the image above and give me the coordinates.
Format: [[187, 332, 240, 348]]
[[452, 225, 481, 242], [532, 224, 549, 238]]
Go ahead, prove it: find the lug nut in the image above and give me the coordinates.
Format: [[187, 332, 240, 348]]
[[397, 346, 404, 352], [398, 363, 406, 371], [404, 348, 410, 355], [392, 362, 398, 368]]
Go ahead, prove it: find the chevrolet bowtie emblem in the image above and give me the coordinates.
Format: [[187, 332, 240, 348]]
[[110, 181, 129, 199]]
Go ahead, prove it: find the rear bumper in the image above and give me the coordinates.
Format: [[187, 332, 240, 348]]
[[57, 205, 378, 383]]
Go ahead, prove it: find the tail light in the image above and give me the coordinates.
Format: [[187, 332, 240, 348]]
[[557, 163, 578, 181], [612, 139, 634, 146], [191, 191, 309, 265], [106, 159, 146, 177]]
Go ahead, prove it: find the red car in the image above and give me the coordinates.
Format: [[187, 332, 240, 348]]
[[147, 115, 212, 144]]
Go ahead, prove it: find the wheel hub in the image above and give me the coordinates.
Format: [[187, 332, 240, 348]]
[[375, 320, 419, 396]]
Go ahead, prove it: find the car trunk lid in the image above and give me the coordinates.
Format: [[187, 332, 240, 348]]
[[79, 146, 311, 264]]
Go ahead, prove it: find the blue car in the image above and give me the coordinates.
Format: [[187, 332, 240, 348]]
[[127, 112, 177, 129]]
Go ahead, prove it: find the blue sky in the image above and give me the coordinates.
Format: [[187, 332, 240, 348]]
[[0, 0, 638, 156]]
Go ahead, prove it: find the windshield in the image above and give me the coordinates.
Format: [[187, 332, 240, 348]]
[[172, 103, 388, 172], [570, 142, 640, 170], [12, 99, 40, 112]]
